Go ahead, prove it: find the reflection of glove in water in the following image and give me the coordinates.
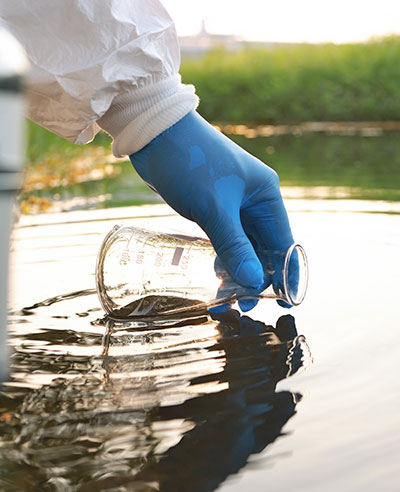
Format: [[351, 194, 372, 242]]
[[130, 111, 295, 310], [134, 312, 305, 491]]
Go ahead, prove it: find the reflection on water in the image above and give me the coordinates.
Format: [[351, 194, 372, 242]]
[[230, 129, 400, 201], [22, 126, 400, 213], [1, 293, 311, 491]]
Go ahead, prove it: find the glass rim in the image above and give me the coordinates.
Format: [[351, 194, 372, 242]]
[[283, 243, 309, 306]]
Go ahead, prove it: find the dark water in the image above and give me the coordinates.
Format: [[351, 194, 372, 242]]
[[3, 288, 310, 492]]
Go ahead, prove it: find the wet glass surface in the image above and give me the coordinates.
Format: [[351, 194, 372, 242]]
[[4, 200, 400, 491]]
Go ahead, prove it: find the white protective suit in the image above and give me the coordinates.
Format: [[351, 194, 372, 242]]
[[0, 0, 199, 156]]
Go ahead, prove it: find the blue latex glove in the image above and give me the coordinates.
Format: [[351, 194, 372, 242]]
[[130, 111, 295, 312]]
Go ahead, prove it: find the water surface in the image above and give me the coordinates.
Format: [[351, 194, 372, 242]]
[[4, 299, 308, 491], [4, 203, 400, 491]]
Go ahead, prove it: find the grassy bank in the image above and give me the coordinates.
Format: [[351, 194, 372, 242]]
[[181, 36, 400, 123]]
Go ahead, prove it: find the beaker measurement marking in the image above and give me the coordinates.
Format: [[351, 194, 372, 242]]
[[119, 249, 131, 266], [154, 252, 163, 267], [181, 254, 190, 269], [136, 250, 145, 265], [134, 234, 149, 265], [171, 247, 184, 266], [119, 230, 136, 266], [180, 244, 193, 270]]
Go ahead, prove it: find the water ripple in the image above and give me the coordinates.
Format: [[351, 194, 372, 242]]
[[1, 292, 311, 492]]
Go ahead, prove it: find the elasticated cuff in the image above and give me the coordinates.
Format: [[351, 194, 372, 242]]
[[97, 74, 199, 157]]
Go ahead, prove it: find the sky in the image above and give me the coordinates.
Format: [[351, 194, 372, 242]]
[[161, 0, 400, 43]]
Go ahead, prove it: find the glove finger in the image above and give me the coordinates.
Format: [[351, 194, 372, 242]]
[[277, 299, 292, 308], [209, 303, 232, 314], [199, 211, 264, 290], [213, 256, 260, 313], [240, 198, 294, 252], [241, 201, 298, 307], [238, 298, 259, 312]]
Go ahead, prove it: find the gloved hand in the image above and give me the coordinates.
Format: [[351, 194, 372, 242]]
[[129, 111, 295, 312]]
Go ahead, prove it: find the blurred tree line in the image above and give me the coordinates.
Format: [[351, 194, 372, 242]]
[[180, 36, 400, 123]]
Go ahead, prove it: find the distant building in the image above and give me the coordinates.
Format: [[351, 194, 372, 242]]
[[179, 21, 300, 58], [179, 20, 243, 58]]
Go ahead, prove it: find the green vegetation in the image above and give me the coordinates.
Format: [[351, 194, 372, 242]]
[[22, 122, 116, 212], [181, 36, 400, 123], [26, 118, 111, 164]]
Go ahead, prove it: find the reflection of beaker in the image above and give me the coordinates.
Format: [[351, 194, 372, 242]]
[[96, 225, 308, 317]]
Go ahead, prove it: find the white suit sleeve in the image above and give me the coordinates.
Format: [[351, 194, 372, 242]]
[[0, 0, 199, 156]]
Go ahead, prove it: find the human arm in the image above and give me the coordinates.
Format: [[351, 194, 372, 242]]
[[0, 0, 198, 150], [1, 1, 296, 311]]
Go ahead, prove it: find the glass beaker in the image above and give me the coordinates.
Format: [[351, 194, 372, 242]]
[[95, 225, 308, 318]]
